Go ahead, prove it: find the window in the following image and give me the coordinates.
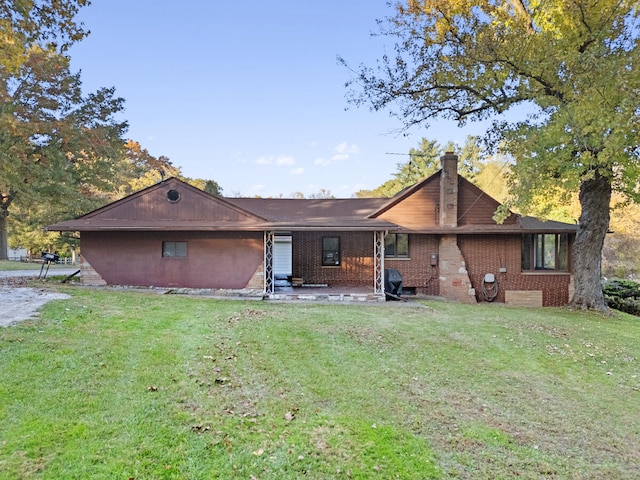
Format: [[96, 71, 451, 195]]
[[162, 241, 187, 258], [166, 189, 181, 202], [522, 234, 569, 271], [322, 237, 340, 266], [384, 233, 409, 258]]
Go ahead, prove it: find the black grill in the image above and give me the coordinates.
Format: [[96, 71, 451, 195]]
[[41, 252, 60, 263], [39, 251, 60, 279], [384, 268, 403, 300]]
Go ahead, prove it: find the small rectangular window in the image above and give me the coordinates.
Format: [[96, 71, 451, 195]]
[[385, 233, 409, 258], [162, 241, 187, 258], [322, 237, 340, 266]]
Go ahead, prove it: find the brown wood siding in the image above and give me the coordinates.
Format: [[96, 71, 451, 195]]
[[292, 232, 374, 287], [377, 176, 517, 230], [81, 231, 263, 288], [93, 183, 257, 223], [457, 180, 510, 225], [377, 181, 440, 229], [458, 234, 572, 307], [385, 235, 440, 296]]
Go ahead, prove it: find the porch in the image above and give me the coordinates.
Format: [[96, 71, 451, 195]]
[[269, 284, 385, 302], [263, 231, 386, 302]]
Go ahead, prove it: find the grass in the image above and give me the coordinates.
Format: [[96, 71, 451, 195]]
[[1, 289, 639, 479], [0, 260, 71, 271]]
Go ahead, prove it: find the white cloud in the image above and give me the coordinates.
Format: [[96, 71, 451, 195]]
[[289, 167, 305, 176], [276, 155, 295, 166], [255, 155, 296, 166], [335, 142, 360, 155], [315, 142, 361, 167]]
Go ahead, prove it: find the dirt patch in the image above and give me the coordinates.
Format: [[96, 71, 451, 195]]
[[0, 286, 70, 327]]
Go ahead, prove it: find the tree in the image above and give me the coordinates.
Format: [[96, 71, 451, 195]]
[[122, 140, 181, 194], [308, 189, 335, 199], [343, 0, 640, 311], [1, 0, 90, 74], [356, 136, 485, 198], [0, 47, 127, 259], [0, 1, 98, 259], [187, 177, 223, 197], [603, 196, 640, 279]]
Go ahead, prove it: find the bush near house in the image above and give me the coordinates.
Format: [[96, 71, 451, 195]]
[[603, 279, 640, 316]]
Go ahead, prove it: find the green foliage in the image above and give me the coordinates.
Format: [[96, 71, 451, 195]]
[[344, 0, 639, 310], [0, 3, 227, 257], [603, 279, 640, 316], [0, 46, 128, 256], [357, 136, 491, 198], [0, 1, 90, 73]]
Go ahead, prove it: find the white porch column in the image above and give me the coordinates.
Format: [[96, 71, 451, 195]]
[[264, 231, 275, 295], [374, 231, 385, 295]]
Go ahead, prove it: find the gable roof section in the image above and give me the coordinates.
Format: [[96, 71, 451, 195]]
[[47, 178, 267, 231], [367, 171, 573, 234], [368, 172, 441, 229], [369, 172, 517, 229], [47, 176, 577, 235], [457, 177, 517, 226]]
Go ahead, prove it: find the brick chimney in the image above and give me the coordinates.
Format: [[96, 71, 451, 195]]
[[439, 151, 458, 227], [436, 151, 476, 303]]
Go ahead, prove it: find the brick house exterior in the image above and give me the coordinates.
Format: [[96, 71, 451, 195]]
[[48, 153, 577, 307]]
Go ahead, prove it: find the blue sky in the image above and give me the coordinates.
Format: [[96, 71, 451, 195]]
[[69, 1, 488, 198]]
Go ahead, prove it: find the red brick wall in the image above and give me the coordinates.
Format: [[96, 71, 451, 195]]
[[458, 234, 573, 307], [385, 235, 440, 296], [292, 231, 374, 287], [82, 231, 264, 289]]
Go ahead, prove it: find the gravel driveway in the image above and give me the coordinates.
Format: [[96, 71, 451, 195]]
[[0, 269, 75, 327]]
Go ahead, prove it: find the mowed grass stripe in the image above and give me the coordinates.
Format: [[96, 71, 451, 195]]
[[1, 289, 638, 479]]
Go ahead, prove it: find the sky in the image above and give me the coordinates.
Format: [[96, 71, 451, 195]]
[[69, 1, 490, 198]]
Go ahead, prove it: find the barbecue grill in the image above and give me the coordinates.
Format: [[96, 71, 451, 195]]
[[384, 268, 403, 300], [39, 251, 60, 279]]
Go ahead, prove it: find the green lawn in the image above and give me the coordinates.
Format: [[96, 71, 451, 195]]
[[0, 260, 71, 271], [1, 289, 639, 479]]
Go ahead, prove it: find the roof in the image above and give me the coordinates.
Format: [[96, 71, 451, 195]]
[[46, 176, 578, 234], [227, 197, 396, 230]]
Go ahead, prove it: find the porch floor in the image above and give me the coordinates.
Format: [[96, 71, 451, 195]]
[[271, 285, 385, 302]]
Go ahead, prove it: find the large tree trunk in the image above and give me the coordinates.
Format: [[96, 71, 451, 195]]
[[0, 208, 8, 261], [569, 171, 611, 312]]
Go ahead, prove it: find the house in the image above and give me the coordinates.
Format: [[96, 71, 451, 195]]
[[47, 152, 577, 306]]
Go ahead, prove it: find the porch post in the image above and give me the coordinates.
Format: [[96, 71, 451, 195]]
[[264, 231, 274, 295], [374, 231, 385, 295]]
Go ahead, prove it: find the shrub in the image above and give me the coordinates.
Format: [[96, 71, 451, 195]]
[[603, 279, 640, 316]]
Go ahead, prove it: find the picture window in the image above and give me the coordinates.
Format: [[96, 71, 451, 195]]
[[522, 234, 568, 271]]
